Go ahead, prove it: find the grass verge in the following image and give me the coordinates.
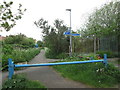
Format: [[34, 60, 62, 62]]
[[2, 73, 47, 89], [53, 60, 120, 88]]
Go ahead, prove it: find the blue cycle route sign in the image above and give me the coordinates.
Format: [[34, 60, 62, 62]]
[[63, 31, 70, 35], [63, 30, 80, 36]]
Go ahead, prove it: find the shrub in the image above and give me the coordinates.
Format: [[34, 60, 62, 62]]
[[96, 51, 114, 58], [2, 74, 46, 88], [56, 53, 68, 59], [45, 49, 58, 59], [2, 48, 41, 70], [2, 44, 13, 54]]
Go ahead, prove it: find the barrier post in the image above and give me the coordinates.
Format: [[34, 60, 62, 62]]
[[103, 54, 107, 67], [8, 58, 14, 79]]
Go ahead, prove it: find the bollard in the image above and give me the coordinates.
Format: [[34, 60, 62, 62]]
[[8, 58, 14, 79], [103, 54, 107, 67]]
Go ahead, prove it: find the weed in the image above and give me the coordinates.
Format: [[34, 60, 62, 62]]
[[2, 73, 46, 88]]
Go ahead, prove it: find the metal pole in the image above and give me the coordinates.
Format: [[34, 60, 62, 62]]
[[15, 60, 104, 68], [103, 54, 107, 67], [70, 10, 72, 57], [66, 9, 72, 57], [8, 58, 14, 79]]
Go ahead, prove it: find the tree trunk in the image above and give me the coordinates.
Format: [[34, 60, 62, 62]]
[[97, 38, 100, 51], [94, 36, 96, 54]]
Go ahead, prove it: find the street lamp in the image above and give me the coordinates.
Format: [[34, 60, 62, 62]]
[[66, 9, 72, 56]]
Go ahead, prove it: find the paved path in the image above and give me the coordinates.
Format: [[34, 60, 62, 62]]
[[2, 50, 91, 88]]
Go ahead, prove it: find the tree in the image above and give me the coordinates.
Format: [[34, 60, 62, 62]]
[[35, 19, 69, 58], [83, 1, 120, 36], [79, 1, 120, 54], [0, 1, 26, 31]]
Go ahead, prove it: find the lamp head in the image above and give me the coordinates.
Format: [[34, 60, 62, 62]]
[[66, 9, 71, 11]]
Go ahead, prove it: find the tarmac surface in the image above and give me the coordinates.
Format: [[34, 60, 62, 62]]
[[2, 50, 91, 88]]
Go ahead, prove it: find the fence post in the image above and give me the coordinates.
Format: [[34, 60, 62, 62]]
[[8, 58, 14, 79], [103, 54, 107, 67]]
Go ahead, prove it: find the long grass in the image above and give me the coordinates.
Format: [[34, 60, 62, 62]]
[[53, 60, 120, 88]]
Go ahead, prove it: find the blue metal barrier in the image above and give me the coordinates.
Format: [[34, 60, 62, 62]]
[[8, 54, 107, 79], [103, 54, 107, 67], [8, 58, 14, 79]]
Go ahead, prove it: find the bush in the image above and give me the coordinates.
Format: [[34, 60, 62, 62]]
[[2, 44, 13, 54], [45, 49, 58, 59], [2, 48, 41, 70], [2, 74, 46, 88], [96, 51, 114, 58], [56, 53, 68, 59]]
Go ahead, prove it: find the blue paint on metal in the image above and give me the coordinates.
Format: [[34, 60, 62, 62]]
[[103, 54, 107, 67], [63, 31, 80, 36], [8, 54, 107, 79], [35, 44, 38, 48], [8, 58, 14, 79], [15, 60, 104, 68], [71, 33, 80, 36], [63, 31, 70, 35]]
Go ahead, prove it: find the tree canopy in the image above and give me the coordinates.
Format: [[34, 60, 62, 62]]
[[81, 1, 120, 37]]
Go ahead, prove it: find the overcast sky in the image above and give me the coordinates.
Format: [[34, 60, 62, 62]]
[[1, 0, 114, 41]]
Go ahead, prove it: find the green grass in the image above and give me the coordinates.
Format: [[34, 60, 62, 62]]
[[2, 73, 47, 89], [53, 60, 120, 88]]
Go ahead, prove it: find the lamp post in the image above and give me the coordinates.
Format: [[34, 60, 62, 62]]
[[66, 9, 72, 57]]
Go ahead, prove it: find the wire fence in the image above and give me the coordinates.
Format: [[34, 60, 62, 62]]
[[73, 35, 119, 57], [99, 35, 119, 57]]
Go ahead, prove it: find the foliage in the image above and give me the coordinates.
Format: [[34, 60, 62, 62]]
[[45, 48, 69, 59], [35, 19, 69, 58], [2, 44, 13, 54], [96, 51, 114, 58], [76, 1, 120, 54], [3, 34, 35, 48], [60, 53, 99, 61], [72, 36, 94, 53], [2, 48, 41, 70], [53, 59, 120, 88], [37, 40, 44, 47], [82, 1, 120, 37], [45, 48, 57, 59], [0, 1, 26, 31], [2, 73, 46, 88], [2, 34, 38, 70], [56, 53, 68, 59]]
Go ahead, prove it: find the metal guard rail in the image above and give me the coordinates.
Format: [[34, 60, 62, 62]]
[[8, 54, 107, 79]]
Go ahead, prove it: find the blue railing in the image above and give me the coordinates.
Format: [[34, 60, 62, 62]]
[[8, 54, 107, 79]]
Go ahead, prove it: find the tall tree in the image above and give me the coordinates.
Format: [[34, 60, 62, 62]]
[[80, 1, 120, 53], [35, 19, 69, 57]]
